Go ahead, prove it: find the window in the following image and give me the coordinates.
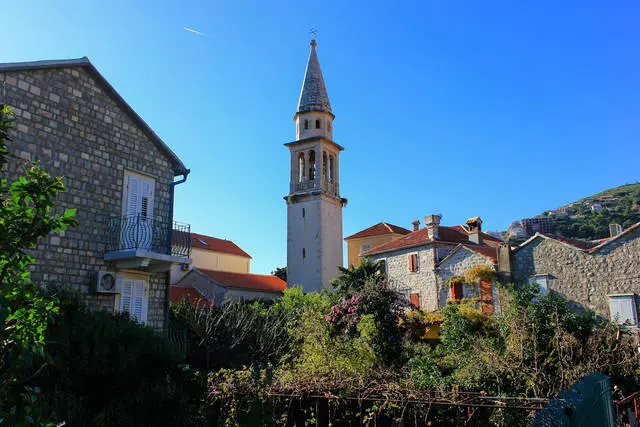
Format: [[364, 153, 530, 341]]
[[360, 244, 371, 254], [450, 281, 463, 300], [308, 150, 316, 180], [328, 156, 334, 182], [118, 276, 148, 324], [327, 122, 332, 132], [315, 119, 321, 129], [302, 248, 306, 258], [410, 293, 421, 309], [302, 208, 305, 218], [298, 153, 305, 183], [378, 259, 387, 276], [304, 119, 309, 129], [322, 152, 327, 178], [608, 294, 638, 326], [408, 253, 418, 272], [533, 275, 549, 296]]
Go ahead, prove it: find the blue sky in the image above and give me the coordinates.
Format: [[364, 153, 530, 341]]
[[3, 1, 639, 274]]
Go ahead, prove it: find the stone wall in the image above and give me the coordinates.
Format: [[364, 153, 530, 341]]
[[436, 247, 495, 308], [372, 245, 440, 311], [0, 66, 178, 331], [511, 227, 640, 320]]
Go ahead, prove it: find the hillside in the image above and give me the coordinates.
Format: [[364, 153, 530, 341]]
[[541, 183, 640, 240]]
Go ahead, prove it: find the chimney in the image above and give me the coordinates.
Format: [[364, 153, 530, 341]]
[[411, 220, 420, 232], [466, 216, 483, 245], [424, 214, 441, 240], [497, 244, 512, 284], [609, 223, 623, 238]]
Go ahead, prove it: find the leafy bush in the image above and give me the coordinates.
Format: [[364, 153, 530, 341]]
[[31, 292, 206, 426], [0, 104, 78, 424], [400, 309, 443, 341], [171, 297, 296, 370]]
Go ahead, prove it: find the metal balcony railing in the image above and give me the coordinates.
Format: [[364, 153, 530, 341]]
[[293, 179, 339, 196], [106, 214, 191, 258]]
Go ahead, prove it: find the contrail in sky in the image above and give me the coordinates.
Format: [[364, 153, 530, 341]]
[[183, 27, 209, 37]]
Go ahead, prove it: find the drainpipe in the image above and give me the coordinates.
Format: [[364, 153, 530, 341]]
[[164, 169, 190, 335]]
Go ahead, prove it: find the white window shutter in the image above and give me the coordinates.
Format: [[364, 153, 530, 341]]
[[120, 279, 133, 313], [608, 296, 638, 326], [131, 279, 148, 324], [126, 175, 140, 217], [141, 179, 154, 219]]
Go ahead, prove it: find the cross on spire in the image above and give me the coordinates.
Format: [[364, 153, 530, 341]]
[[309, 26, 317, 40]]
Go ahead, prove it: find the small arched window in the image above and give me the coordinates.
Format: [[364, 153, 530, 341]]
[[308, 150, 316, 180], [298, 153, 305, 183], [315, 119, 321, 129], [322, 152, 327, 179], [304, 119, 309, 129], [327, 121, 332, 132], [328, 155, 335, 182]]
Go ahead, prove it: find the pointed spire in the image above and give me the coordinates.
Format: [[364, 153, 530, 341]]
[[297, 39, 332, 115]]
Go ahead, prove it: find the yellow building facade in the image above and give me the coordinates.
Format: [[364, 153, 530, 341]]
[[344, 222, 411, 267]]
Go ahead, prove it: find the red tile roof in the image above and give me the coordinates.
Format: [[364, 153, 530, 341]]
[[364, 225, 502, 256], [169, 286, 213, 307], [345, 222, 412, 240], [198, 269, 286, 293], [190, 232, 252, 258]]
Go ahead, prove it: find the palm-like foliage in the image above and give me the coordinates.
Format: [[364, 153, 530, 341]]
[[330, 258, 386, 295]]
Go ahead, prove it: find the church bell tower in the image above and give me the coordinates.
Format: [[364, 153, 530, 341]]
[[285, 39, 344, 293]]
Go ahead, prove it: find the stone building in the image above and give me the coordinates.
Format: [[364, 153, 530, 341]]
[[0, 57, 191, 331], [511, 222, 640, 326], [365, 215, 505, 311], [344, 222, 411, 267], [170, 232, 286, 306], [285, 39, 344, 293]]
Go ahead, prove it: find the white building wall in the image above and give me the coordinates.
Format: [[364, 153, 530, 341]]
[[320, 195, 343, 288], [287, 194, 343, 293]]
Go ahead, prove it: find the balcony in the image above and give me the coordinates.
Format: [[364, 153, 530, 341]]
[[104, 214, 191, 271], [293, 179, 339, 197]]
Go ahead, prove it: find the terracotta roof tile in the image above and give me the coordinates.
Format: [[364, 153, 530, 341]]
[[345, 222, 412, 240], [198, 269, 286, 293], [364, 225, 502, 256], [190, 233, 252, 258], [169, 286, 213, 307]]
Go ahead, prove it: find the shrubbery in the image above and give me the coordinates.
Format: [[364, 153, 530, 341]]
[[29, 291, 206, 426]]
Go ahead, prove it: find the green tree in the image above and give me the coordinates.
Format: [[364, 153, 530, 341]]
[[330, 258, 386, 295], [271, 266, 287, 282], [0, 105, 78, 423]]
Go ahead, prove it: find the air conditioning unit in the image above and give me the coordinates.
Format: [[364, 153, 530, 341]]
[[94, 271, 118, 294]]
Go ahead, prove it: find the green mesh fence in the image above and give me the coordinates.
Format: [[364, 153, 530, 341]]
[[532, 372, 615, 427]]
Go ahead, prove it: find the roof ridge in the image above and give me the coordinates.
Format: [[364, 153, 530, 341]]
[[0, 57, 188, 175]]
